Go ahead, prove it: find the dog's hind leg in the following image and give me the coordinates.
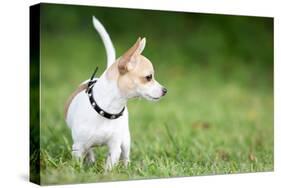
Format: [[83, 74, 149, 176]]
[[85, 149, 95, 164], [72, 143, 86, 161]]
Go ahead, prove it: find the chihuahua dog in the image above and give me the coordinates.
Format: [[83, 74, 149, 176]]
[[65, 17, 167, 171]]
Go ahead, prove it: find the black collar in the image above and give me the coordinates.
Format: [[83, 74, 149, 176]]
[[86, 68, 125, 120]]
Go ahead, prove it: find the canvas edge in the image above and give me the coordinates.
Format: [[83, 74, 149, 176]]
[[29, 3, 41, 185]]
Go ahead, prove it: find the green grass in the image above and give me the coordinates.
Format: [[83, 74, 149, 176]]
[[40, 41, 273, 184], [37, 5, 273, 185]]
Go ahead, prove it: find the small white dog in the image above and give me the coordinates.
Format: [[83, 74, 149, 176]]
[[65, 17, 167, 171]]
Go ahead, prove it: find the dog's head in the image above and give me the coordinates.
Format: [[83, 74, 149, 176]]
[[107, 38, 167, 101]]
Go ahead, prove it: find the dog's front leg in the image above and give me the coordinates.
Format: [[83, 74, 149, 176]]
[[121, 134, 131, 167], [105, 141, 121, 171]]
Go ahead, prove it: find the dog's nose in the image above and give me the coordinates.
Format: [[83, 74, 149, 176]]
[[162, 87, 167, 96]]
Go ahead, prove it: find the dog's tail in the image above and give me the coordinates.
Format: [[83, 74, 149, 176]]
[[92, 16, 116, 68]]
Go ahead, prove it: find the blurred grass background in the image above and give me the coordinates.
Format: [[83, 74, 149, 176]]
[[38, 3, 273, 185]]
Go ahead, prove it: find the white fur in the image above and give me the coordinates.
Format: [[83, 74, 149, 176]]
[[138, 79, 164, 101], [92, 16, 116, 68], [66, 17, 165, 171], [66, 75, 131, 171], [66, 17, 130, 171]]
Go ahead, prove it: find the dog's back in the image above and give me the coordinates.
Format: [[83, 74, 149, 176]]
[[64, 83, 88, 119], [65, 17, 116, 121]]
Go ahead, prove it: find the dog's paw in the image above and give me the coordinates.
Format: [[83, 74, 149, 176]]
[[104, 163, 113, 172], [122, 159, 130, 168], [85, 157, 95, 165], [84, 151, 95, 165]]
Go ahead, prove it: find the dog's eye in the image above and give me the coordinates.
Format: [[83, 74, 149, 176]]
[[145, 74, 152, 81]]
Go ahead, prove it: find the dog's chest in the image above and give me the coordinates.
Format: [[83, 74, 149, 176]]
[[86, 118, 126, 146], [67, 92, 128, 144]]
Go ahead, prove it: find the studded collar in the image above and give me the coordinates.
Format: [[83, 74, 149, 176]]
[[86, 68, 125, 120]]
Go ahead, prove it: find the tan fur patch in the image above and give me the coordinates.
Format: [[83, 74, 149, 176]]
[[117, 55, 154, 95], [118, 38, 141, 74], [64, 83, 88, 119]]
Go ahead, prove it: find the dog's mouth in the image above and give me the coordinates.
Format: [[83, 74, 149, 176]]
[[144, 94, 161, 101]]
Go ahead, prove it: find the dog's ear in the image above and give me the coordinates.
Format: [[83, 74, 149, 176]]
[[118, 37, 146, 74], [134, 37, 146, 55]]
